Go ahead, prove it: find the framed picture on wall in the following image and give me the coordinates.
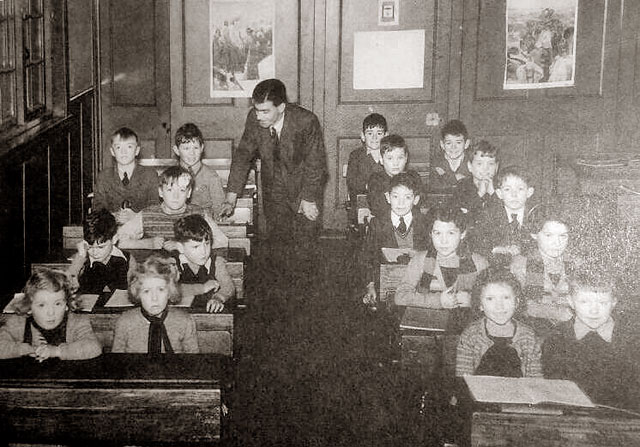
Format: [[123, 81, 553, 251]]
[[210, 0, 275, 98], [504, 0, 578, 89]]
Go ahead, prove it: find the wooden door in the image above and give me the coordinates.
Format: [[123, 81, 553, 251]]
[[459, 0, 623, 198], [99, 0, 171, 167], [320, 0, 461, 228]]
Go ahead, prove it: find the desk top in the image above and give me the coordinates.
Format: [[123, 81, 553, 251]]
[[0, 354, 233, 386]]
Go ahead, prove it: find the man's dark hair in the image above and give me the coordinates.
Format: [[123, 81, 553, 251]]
[[252, 79, 287, 106]]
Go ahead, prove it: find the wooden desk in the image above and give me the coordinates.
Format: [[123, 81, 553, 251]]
[[466, 406, 640, 447], [0, 354, 233, 445]]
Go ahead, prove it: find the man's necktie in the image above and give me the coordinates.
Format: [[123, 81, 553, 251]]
[[397, 216, 407, 235], [270, 127, 281, 162], [122, 172, 129, 186]]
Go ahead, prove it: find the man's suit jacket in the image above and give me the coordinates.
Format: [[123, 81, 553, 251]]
[[361, 211, 431, 285], [472, 201, 534, 256], [227, 103, 327, 212]]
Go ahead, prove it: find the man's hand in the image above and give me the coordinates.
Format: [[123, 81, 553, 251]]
[[219, 192, 238, 218], [206, 297, 225, 313], [299, 200, 319, 221], [363, 282, 378, 306]]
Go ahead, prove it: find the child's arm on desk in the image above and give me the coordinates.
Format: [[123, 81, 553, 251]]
[[395, 253, 445, 308], [526, 297, 573, 323], [0, 316, 35, 359], [179, 281, 220, 299], [51, 314, 102, 360]]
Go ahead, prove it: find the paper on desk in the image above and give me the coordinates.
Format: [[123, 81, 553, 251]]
[[3, 293, 25, 313], [104, 289, 133, 307], [75, 294, 99, 312], [381, 247, 415, 263], [464, 376, 595, 408]]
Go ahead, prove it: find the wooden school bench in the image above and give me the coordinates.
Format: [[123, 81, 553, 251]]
[[0, 354, 234, 445]]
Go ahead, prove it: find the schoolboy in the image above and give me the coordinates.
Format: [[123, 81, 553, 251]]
[[174, 214, 235, 313], [542, 269, 640, 409], [367, 134, 422, 218], [172, 123, 226, 218], [452, 140, 500, 222], [429, 119, 471, 193], [93, 127, 158, 223], [473, 166, 535, 257], [362, 173, 431, 304], [68, 208, 136, 294], [118, 166, 227, 250], [346, 113, 388, 224]]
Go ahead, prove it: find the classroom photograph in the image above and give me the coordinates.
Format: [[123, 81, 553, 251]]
[[1, 0, 640, 446]]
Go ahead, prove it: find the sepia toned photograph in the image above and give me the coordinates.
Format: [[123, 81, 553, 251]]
[[1, 0, 640, 446]]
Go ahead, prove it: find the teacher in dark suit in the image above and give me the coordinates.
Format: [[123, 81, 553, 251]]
[[221, 79, 327, 245]]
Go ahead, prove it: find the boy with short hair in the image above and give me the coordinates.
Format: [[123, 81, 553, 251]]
[[174, 214, 235, 313], [68, 208, 136, 295], [172, 123, 226, 218], [366, 134, 422, 218], [473, 165, 535, 257], [362, 172, 431, 304], [118, 166, 227, 250], [452, 140, 500, 221], [429, 119, 471, 193], [542, 269, 640, 409], [93, 127, 158, 223], [346, 113, 388, 224]]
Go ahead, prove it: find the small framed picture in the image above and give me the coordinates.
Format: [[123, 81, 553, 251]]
[[378, 0, 399, 26]]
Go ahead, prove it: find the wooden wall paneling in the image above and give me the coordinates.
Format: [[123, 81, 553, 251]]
[[616, 1, 640, 153], [49, 124, 72, 255], [23, 141, 50, 276], [68, 92, 94, 222], [67, 0, 94, 97], [0, 156, 25, 295], [460, 0, 623, 199], [321, 0, 455, 228], [99, 0, 171, 166]]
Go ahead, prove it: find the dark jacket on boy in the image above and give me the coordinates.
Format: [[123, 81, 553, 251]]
[[78, 248, 130, 294], [542, 318, 640, 410], [346, 148, 384, 221], [362, 210, 431, 286], [472, 201, 534, 256], [452, 177, 500, 224], [366, 169, 422, 219], [93, 165, 159, 213], [428, 150, 470, 194]]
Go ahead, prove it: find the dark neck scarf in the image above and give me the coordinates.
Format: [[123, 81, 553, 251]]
[[475, 320, 522, 378], [23, 314, 68, 345], [140, 307, 174, 354]]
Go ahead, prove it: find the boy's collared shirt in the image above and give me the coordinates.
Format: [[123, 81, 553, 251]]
[[506, 207, 525, 225], [117, 165, 136, 182], [89, 246, 127, 267], [391, 210, 413, 229], [574, 317, 614, 343], [445, 155, 463, 172]]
